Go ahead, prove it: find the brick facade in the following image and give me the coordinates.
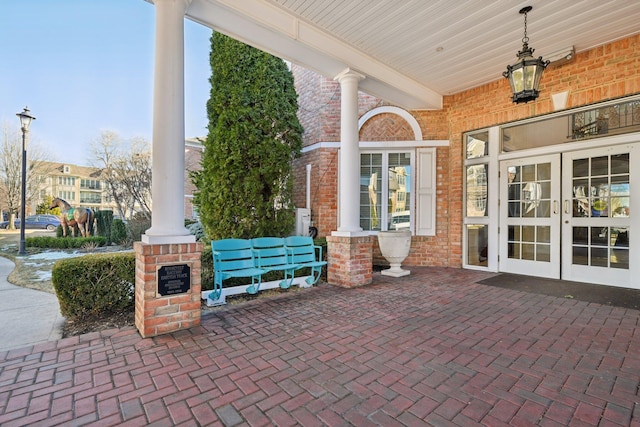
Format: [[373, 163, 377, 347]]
[[134, 242, 203, 338], [326, 235, 373, 287], [292, 33, 640, 269]]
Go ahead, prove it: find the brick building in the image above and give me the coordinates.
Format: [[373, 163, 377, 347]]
[[134, 1, 640, 337], [291, 34, 640, 288]]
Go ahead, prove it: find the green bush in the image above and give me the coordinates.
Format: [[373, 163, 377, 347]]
[[52, 252, 135, 319], [187, 221, 206, 241], [201, 245, 213, 290], [111, 219, 127, 244], [49, 236, 326, 319], [27, 236, 106, 249], [127, 217, 151, 242], [57, 224, 79, 238], [95, 210, 113, 245]]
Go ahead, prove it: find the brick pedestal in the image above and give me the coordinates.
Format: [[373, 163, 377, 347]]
[[134, 242, 203, 338], [327, 235, 373, 287]]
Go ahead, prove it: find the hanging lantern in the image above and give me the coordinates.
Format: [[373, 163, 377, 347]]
[[503, 6, 550, 104]]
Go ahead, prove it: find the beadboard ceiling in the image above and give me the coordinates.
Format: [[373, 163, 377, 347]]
[[183, 0, 640, 109]]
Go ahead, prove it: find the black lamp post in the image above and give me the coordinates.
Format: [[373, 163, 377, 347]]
[[503, 6, 550, 104], [16, 107, 35, 256]]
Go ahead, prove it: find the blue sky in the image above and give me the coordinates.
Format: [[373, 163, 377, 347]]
[[0, 0, 212, 166]]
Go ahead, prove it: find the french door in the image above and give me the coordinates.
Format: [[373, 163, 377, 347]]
[[499, 144, 635, 288], [561, 146, 632, 286], [499, 155, 561, 278]]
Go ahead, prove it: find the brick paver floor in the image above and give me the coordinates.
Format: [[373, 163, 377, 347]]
[[1, 267, 639, 426]]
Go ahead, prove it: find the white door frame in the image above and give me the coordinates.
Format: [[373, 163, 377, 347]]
[[561, 144, 636, 288], [499, 154, 561, 278]]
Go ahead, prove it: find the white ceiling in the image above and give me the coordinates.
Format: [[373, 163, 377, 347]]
[[184, 0, 640, 109]]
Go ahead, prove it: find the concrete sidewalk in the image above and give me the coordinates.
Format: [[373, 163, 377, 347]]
[[0, 256, 64, 352]]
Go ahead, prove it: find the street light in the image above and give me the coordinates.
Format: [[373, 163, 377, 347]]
[[16, 107, 35, 256]]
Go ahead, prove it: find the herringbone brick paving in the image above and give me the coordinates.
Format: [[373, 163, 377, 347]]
[[1, 267, 639, 426]]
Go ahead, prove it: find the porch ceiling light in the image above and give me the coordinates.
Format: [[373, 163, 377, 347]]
[[503, 6, 549, 104]]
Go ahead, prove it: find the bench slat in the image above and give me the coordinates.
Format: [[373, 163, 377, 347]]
[[209, 236, 325, 304], [284, 236, 327, 285]]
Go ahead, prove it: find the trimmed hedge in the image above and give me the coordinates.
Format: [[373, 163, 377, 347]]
[[51, 237, 327, 318], [52, 252, 135, 319], [27, 236, 107, 249]]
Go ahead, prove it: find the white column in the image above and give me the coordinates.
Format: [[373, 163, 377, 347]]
[[143, 0, 194, 244], [334, 69, 365, 235]]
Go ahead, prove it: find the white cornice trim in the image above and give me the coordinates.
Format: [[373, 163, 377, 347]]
[[301, 139, 449, 153]]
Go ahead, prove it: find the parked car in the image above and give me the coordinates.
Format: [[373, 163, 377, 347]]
[[389, 211, 410, 230], [0, 215, 61, 231]]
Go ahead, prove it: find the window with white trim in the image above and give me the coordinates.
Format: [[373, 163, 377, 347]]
[[464, 131, 490, 267], [359, 149, 437, 236], [360, 151, 412, 231]]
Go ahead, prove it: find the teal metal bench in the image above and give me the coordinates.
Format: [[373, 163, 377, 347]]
[[284, 236, 327, 285], [211, 239, 266, 302], [251, 237, 300, 290]]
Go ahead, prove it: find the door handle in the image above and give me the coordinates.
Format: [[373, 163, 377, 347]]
[[553, 200, 558, 214], [564, 200, 570, 214]]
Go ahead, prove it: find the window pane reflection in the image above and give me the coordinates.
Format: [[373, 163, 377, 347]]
[[466, 165, 488, 216], [466, 225, 488, 266]]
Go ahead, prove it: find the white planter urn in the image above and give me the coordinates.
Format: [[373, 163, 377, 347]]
[[377, 229, 411, 277]]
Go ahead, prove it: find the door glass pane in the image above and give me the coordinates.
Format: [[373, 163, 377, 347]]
[[612, 228, 629, 248], [611, 227, 629, 270], [522, 244, 535, 260], [573, 227, 588, 245], [591, 156, 609, 176], [522, 226, 535, 242], [611, 153, 629, 174], [508, 225, 520, 259], [591, 248, 608, 267], [466, 165, 488, 216], [572, 179, 589, 217], [537, 226, 551, 243], [508, 242, 520, 259], [522, 164, 536, 181], [591, 177, 609, 217], [536, 201, 550, 217], [611, 248, 629, 269], [538, 163, 551, 180], [591, 227, 608, 246], [537, 245, 551, 262], [573, 158, 589, 177], [507, 166, 521, 217], [466, 225, 488, 266], [572, 226, 629, 270], [573, 246, 589, 265]]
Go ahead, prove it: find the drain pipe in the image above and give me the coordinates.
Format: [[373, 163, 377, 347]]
[[306, 164, 312, 209]]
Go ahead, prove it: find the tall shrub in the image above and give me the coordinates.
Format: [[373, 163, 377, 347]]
[[192, 32, 303, 239], [95, 210, 113, 244], [111, 219, 127, 244]]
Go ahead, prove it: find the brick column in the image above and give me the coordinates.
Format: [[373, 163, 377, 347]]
[[135, 242, 202, 338], [327, 235, 373, 287]]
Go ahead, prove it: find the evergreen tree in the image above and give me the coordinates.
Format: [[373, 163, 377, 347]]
[[193, 32, 303, 239]]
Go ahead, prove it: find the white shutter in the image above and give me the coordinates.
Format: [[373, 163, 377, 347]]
[[416, 148, 436, 236]]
